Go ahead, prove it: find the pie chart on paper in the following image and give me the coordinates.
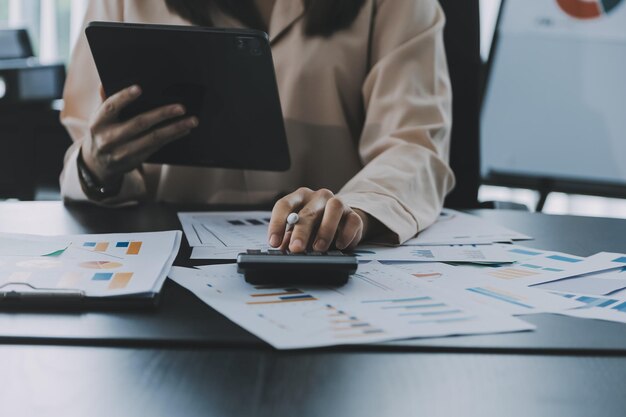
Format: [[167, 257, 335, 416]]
[[556, 0, 625, 19]]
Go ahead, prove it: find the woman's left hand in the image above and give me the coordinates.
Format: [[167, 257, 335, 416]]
[[268, 188, 369, 253]]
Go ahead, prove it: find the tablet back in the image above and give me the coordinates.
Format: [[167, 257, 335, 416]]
[[86, 22, 290, 171]]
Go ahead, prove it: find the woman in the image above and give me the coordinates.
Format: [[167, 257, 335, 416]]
[[60, 0, 454, 253]]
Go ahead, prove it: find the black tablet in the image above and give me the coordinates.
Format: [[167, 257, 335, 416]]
[[85, 22, 290, 171]]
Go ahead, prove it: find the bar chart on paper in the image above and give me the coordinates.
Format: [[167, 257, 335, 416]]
[[361, 296, 470, 325], [242, 287, 386, 340], [481, 246, 584, 282], [480, 249, 626, 286], [176, 262, 533, 349], [246, 286, 317, 305], [179, 212, 271, 247], [179, 212, 273, 259], [457, 284, 584, 315], [0, 231, 181, 297], [82, 240, 143, 256], [558, 291, 626, 324], [353, 244, 516, 263]]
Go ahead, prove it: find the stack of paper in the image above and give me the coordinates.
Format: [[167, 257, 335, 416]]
[[384, 261, 585, 315], [176, 208, 626, 344], [169, 262, 534, 349], [0, 231, 181, 298], [179, 211, 271, 260], [178, 210, 527, 263], [403, 209, 532, 245]]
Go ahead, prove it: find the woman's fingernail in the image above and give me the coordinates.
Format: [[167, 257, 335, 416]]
[[186, 117, 198, 128], [130, 85, 141, 95], [314, 239, 326, 252], [269, 234, 280, 247], [291, 239, 304, 251]]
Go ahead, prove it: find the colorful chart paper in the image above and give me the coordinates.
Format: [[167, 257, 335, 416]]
[[170, 262, 533, 349], [0, 231, 181, 298]]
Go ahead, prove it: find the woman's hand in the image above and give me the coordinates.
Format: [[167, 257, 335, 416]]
[[268, 187, 371, 253], [81, 85, 199, 186]]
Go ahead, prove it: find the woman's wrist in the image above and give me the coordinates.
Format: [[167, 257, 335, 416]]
[[77, 147, 123, 200]]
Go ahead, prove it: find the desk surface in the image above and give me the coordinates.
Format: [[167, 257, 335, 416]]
[[1, 201, 626, 354], [3, 202, 626, 417]]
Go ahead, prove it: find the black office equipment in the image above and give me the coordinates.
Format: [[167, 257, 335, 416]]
[[0, 28, 65, 106], [0, 60, 65, 105], [439, 0, 482, 209], [86, 22, 290, 171], [0, 29, 34, 60], [0, 28, 69, 200], [237, 249, 358, 286]]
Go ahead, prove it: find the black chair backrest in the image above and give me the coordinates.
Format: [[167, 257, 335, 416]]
[[439, 0, 481, 208]]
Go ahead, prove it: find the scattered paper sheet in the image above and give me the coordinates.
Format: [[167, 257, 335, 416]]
[[382, 261, 461, 282], [473, 248, 626, 286], [179, 211, 272, 259], [554, 292, 626, 324], [179, 211, 271, 247], [0, 233, 71, 257], [169, 262, 533, 350], [385, 261, 584, 315], [0, 231, 181, 297], [351, 244, 516, 263], [179, 210, 532, 260], [536, 267, 626, 296], [403, 209, 532, 246]]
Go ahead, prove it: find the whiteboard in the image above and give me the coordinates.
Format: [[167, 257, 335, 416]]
[[481, 0, 626, 186]]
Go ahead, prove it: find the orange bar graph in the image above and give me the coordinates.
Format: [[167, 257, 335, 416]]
[[247, 297, 317, 305], [108, 272, 133, 290], [95, 242, 109, 252], [127, 242, 142, 255], [250, 290, 303, 297]]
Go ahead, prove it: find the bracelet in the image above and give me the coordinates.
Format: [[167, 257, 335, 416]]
[[76, 151, 122, 201]]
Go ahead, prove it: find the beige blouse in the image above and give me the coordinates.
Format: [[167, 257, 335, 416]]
[[60, 0, 455, 243]]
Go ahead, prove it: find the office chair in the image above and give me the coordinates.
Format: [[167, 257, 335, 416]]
[[439, 0, 482, 209]]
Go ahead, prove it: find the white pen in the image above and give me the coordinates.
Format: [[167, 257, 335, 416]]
[[286, 212, 299, 231]]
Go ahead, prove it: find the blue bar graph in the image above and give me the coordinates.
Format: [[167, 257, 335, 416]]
[[362, 297, 432, 304], [547, 255, 582, 263], [612, 302, 626, 312], [467, 287, 534, 309], [520, 264, 542, 269], [509, 248, 542, 256], [92, 272, 113, 281]]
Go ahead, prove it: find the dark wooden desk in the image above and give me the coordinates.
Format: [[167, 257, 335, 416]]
[[1, 202, 626, 416]]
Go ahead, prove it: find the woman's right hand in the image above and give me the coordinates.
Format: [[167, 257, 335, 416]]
[[81, 84, 198, 186]]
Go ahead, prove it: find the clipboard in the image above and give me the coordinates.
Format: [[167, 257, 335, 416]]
[[0, 230, 183, 311], [0, 282, 160, 311]]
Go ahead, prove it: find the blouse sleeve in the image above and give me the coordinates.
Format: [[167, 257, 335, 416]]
[[59, 0, 148, 205], [338, 0, 455, 243]]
